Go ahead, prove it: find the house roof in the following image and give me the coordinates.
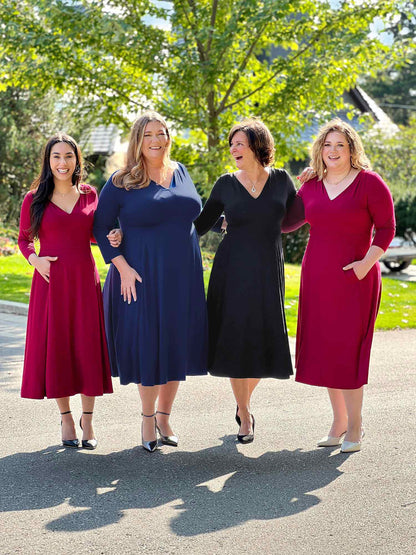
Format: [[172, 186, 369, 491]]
[[86, 124, 120, 155]]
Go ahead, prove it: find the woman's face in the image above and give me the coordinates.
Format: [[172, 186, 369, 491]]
[[49, 142, 77, 185], [141, 120, 169, 164], [229, 131, 257, 170], [322, 131, 351, 172]]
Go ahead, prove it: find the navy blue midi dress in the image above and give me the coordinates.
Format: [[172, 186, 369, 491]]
[[93, 163, 208, 386]]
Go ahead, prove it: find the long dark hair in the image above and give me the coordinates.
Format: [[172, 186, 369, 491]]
[[29, 133, 83, 238]]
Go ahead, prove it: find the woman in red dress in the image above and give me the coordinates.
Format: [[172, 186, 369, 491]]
[[18, 134, 113, 449], [294, 119, 395, 453]]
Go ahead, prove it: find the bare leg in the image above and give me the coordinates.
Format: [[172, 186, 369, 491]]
[[343, 387, 364, 442], [138, 384, 159, 442], [80, 394, 96, 441], [56, 397, 77, 441], [230, 378, 255, 435], [235, 378, 260, 421], [326, 388, 348, 437], [156, 381, 180, 436]]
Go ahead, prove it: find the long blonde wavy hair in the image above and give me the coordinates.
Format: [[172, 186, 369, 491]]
[[310, 118, 372, 180], [113, 111, 174, 190]]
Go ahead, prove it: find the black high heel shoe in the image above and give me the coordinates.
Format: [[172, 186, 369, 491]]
[[60, 410, 79, 448], [79, 411, 98, 450], [142, 413, 158, 452], [237, 414, 255, 444], [156, 411, 178, 447], [235, 406, 241, 426]]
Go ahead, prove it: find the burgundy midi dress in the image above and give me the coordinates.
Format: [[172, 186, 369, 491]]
[[295, 171, 395, 389], [18, 186, 113, 399]]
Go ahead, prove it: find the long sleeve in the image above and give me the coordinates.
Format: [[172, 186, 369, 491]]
[[93, 177, 123, 263], [281, 194, 305, 233], [367, 173, 396, 251], [18, 192, 36, 261], [194, 179, 225, 236]]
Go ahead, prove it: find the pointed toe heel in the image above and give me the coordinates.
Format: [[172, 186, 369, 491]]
[[237, 414, 255, 444], [142, 413, 158, 452], [62, 439, 80, 448], [80, 411, 98, 450], [156, 411, 178, 447], [317, 432, 346, 447], [341, 429, 365, 453], [60, 410, 79, 448]]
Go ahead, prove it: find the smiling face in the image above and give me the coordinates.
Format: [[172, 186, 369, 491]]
[[49, 142, 77, 185], [322, 131, 351, 173], [229, 130, 258, 170], [141, 120, 170, 165]]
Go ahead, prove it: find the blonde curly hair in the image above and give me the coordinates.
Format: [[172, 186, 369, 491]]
[[310, 118, 371, 180]]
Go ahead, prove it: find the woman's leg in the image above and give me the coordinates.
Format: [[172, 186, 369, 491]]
[[138, 384, 160, 441], [230, 378, 254, 435], [326, 388, 348, 437], [156, 381, 180, 436], [80, 394, 96, 441], [56, 397, 77, 441], [342, 386, 364, 443], [235, 377, 260, 421]]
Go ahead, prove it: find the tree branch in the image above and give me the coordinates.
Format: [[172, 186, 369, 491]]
[[215, 20, 269, 116], [206, 0, 219, 54]]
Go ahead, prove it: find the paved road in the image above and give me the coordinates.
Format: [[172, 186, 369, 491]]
[[0, 312, 415, 554]]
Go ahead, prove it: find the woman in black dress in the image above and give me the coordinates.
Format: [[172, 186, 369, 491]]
[[194, 118, 296, 443]]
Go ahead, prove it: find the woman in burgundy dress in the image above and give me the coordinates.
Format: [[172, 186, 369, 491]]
[[294, 119, 395, 453], [18, 134, 113, 449]]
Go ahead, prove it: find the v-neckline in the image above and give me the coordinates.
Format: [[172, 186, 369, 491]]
[[50, 195, 81, 215], [151, 165, 177, 189], [322, 172, 360, 201], [232, 171, 270, 200]]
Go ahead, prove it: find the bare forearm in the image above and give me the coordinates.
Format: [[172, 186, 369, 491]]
[[360, 245, 385, 273]]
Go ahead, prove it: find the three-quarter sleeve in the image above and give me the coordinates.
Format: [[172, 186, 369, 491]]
[[367, 173, 396, 251], [93, 177, 123, 263], [194, 179, 225, 236], [18, 192, 36, 261]]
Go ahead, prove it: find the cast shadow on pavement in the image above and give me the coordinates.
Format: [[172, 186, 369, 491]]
[[0, 436, 348, 536]]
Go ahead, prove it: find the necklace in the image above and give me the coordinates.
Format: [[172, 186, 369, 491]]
[[244, 171, 264, 193], [324, 168, 351, 187]]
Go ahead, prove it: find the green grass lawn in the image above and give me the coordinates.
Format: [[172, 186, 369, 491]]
[[1, 248, 414, 337]]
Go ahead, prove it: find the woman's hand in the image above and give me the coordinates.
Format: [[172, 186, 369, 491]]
[[28, 254, 58, 283], [119, 265, 143, 304], [343, 260, 369, 280], [297, 167, 316, 184], [221, 217, 228, 234], [107, 228, 123, 247]]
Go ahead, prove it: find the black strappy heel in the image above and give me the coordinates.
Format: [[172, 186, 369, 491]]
[[60, 410, 79, 448], [141, 413, 158, 452], [79, 411, 98, 450], [156, 411, 178, 447]]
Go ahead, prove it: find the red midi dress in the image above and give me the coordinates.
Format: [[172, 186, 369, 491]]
[[18, 186, 113, 399], [295, 171, 395, 389]]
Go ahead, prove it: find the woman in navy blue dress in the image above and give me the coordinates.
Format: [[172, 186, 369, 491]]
[[94, 112, 207, 452]]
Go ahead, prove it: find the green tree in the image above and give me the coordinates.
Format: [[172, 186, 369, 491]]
[[362, 2, 416, 125], [0, 88, 98, 224], [0, 0, 412, 192]]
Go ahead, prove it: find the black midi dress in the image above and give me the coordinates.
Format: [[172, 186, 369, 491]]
[[194, 168, 296, 379]]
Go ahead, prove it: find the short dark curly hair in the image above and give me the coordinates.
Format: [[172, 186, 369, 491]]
[[228, 118, 275, 167]]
